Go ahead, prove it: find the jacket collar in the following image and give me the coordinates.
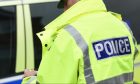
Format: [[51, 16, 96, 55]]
[[37, 0, 107, 41]]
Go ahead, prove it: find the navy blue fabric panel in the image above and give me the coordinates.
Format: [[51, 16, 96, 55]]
[[5, 79, 22, 84], [92, 37, 131, 60]]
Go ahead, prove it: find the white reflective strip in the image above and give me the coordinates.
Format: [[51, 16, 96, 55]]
[[96, 72, 133, 84], [134, 63, 140, 67], [0, 75, 23, 84], [65, 25, 95, 84]]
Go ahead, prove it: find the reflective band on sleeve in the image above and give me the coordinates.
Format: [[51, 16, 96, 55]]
[[135, 63, 140, 67], [123, 22, 138, 59], [96, 72, 133, 84], [64, 25, 95, 84], [26, 76, 36, 84]]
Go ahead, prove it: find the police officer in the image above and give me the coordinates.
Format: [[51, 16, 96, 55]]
[[22, 0, 139, 83]]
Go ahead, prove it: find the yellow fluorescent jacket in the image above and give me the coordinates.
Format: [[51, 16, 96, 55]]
[[31, 0, 136, 83]]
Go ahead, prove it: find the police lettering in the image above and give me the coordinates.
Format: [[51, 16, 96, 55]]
[[92, 37, 131, 60]]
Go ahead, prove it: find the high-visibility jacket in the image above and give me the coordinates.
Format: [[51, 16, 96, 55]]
[[22, 0, 138, 83]]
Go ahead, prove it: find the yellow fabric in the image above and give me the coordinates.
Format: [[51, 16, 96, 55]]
[[22, 77, 31, 84], [134, 44, 140, 83], [36, 0, 135, 83], [134, 44, 140, 63], [36, 0, 107, 83], [22, 76, 36, 84], [36, 0, 106, 52], [70, 12, 134, 82], [134, 66, 140, 83]]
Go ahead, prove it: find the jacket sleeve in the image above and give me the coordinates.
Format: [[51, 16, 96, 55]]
[[133, 37, 139, 59], [22, 76, 37, 84], [123, 22, 139, 59], [37, 29, 83, 83]]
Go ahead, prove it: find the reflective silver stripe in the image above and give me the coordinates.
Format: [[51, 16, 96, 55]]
[[26, 76, 36, 84], [64, 25, 95, 84], [135, 62, 140, 67], [123, 22, 138, 59], [96, 72, 133, 84]]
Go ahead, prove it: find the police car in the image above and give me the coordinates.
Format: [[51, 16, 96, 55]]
[[0, 0, 63, 83], [0, 0, 140, 84]]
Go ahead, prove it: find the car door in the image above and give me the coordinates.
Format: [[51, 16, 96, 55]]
[[0, 0, 63, 83], [0, 0, 26, 84]]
